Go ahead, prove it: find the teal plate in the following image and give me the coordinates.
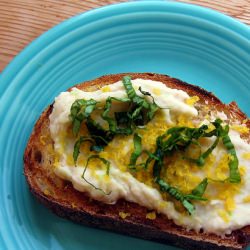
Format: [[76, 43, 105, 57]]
[[0, 1, 249, 250]]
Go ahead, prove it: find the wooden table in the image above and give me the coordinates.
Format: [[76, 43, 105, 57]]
[[0, 0, 249, 72]]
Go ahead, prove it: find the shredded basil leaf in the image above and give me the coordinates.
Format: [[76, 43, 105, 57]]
[[73, 136, 94, 165], [122, 76, 160, 124], [115, 112, 130, 125], [70, 99, 98, 136], [142, 150, 160, 169], [184, 119, 241, 183], [122, 75, 138, 100], [155, 177, 208, 214], [185, 178, 208, 201], [152, 148, 164, 178], [102, 96, 132, 135], [90, 145, 104, 152], [81, 155, 111, 195], [129, 133, 142, 168], [138, 86, 152, 97], [86, 117, 114, 150], [222, 132, 241, 183], [193, 137, 220, 166], [156, 178, 195, 214], [138, 86, 159, 120]]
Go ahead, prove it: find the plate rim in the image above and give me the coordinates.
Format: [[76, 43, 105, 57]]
[[0, 1, 249, 249]]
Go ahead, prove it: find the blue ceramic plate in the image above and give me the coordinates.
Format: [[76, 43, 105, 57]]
[[0, 1, 249, 250]]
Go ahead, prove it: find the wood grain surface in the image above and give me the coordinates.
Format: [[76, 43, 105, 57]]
[[0, 0, 249, 72]]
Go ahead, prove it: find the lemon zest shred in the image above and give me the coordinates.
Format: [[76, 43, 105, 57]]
[[231, 125, 249, 134], [239, 166, 246, 176], [71, 202, 77, 209], [218, 210, 230, 223], [185, 96, 200, 106], [43, 189, 50, 196], [152, 88, 161, 96], [119, 212, 130, 219], [146, 211, 156, 220], [101, 86, 111, 92], [225, 197, 235, 212], [103, 175, 110, 183], [39, 135, 47, 145], [243, 196, 250, 203], [242, 152, 250, 160], [66, 153, 74, 166]]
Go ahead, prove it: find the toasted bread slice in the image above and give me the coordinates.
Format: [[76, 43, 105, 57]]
[[24, 73, 250, 250]]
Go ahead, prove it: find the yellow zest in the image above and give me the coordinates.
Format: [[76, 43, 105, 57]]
[[71, 202, 77, 209], [53, 161, 60, 168], [231, 125, 249, 134], [225, 197, 235, 212], [101, 86, 111, 92], [65, 153, 73, 166], [243, 196, 250, 203], [204, 114, 210, 120], [103, 175, 110, 183], [39, 135, 47, 146], [53, 153, 60, 168], [119, 212, 130, 219], [158, 201, 168, 209], [214, 154, 231, 181], [185, 96, 200, 106], [146, 211, 156, 220], [177, 114, 195, 127], [43, 189, 50, 196], [165, 157, 203, 194], [218, 210, 230, 223], [239, 166, 246, 176], [206, 123, 216, 133], [203, 106, 209, 111], [152, 88, 161, 96], [242, 152, 250, 160]]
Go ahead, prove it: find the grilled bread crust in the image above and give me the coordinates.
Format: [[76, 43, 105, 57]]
[[24, 73, 250, 250]]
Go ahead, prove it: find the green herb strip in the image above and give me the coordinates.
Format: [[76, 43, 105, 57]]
[[142, 150, 160, 169], [156, 176, 208, 214], [122, 76, 160, 124], [185, 119, 241, 183], [156, 178, 195, 214], [102, 96, 132, 135], [81, 155, 111, 195], [73, 136, 94, 165], [129, 133, 142, 169], [188, 178, 208, 198], [138, 86, 160, 120], [70, 99, 98, 136], [194, 137, 220, 166], [222, 132, 241, 183], [86, 118, 114, 151]]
